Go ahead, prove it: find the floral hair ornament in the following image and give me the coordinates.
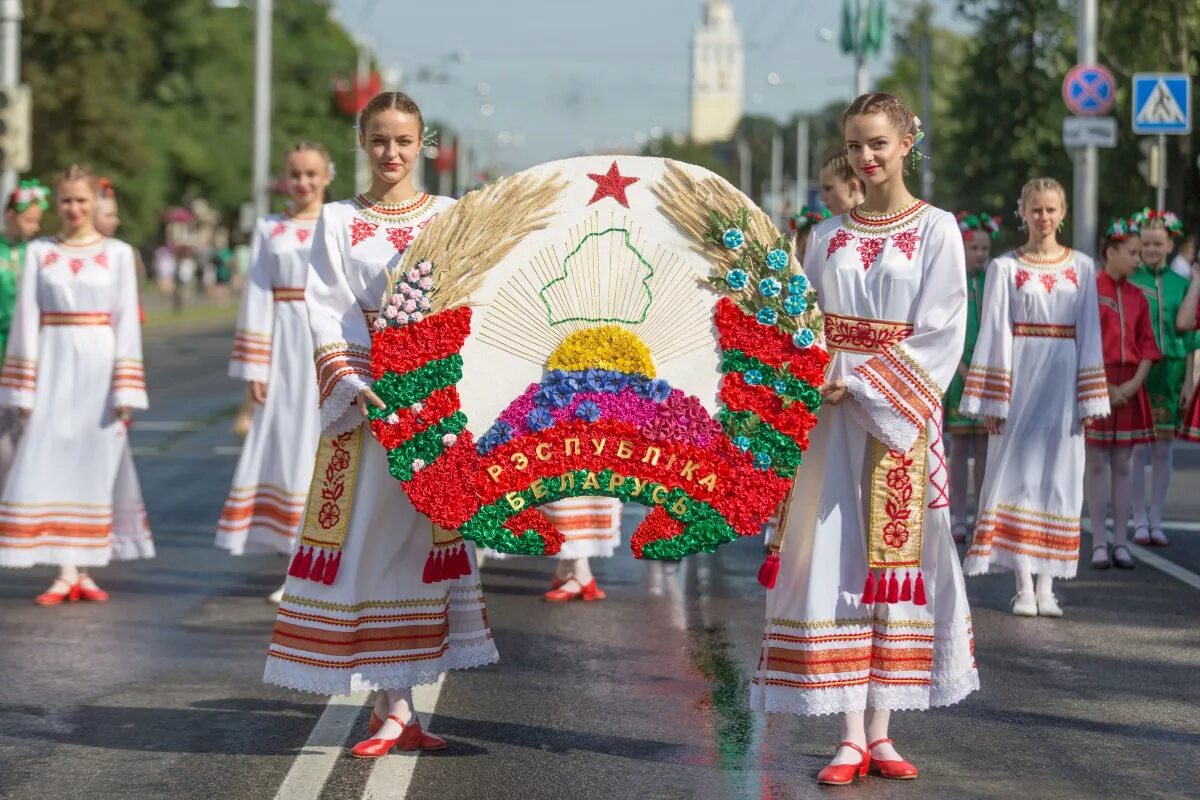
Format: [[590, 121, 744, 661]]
[[956, 211, 1001, 240], [789, 206, 831, 233], [1103, 216, 1139, 242], [909, 116, 929, 172], [423, 126, 438, 149], [97, 177, 116, 201], [327, 160, 338, 180], [1130, 207, 1183, 240], [8, 179, 49, 213]]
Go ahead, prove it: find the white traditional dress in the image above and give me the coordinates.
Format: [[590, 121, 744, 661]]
[[961, 248, 1108, 578], [750, 202, 978, 716], [0, 237, 154, 566], [216, 214, 320, 555], [263, 193, 498, 694]]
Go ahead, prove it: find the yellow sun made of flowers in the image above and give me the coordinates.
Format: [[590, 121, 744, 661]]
[[547, 325, 656, 377]]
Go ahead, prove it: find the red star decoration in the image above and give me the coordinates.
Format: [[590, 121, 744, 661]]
[[586, 161, 639, 208]]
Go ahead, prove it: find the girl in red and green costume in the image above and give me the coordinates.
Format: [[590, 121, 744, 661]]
[[945, 211, 999, 543], [0, 180, 48, 360], [1128, 208, 1195, 546]]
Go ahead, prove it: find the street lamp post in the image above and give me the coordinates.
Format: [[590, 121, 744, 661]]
[[252, 0, 273, 221], [1074, 0, 1098, 254], [0, 0, 22, 200]]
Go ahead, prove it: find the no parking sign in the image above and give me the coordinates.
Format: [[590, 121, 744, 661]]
[[1062, 64, 1116, 117]]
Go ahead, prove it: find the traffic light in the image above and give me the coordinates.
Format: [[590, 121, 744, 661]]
[[1137, 137, 1162, 188], [0, 85, 31, 172]]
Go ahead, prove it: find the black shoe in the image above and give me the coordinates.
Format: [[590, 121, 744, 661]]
[[1090, 544, 1111, 570], [1111, 544, 1136, 570]]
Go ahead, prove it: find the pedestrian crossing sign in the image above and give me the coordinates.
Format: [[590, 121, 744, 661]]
[[1133, 73, 1191, 134]]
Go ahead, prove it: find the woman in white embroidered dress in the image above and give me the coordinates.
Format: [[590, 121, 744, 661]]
[[750, 93, 977, 786], [0, 165, 152, 603], [263, 92, 497, 756], [961, 178, 1109, 617], [216, 143, 330, 603]]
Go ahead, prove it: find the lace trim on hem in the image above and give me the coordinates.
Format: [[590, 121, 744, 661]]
[[963, 551, 1079, 580], [263, 640, 499, 696], [110, 536, 156, 561], [1079, 397, 1112, 422], [320, 377, 371, 437], [842, 373, 920, 452], [749, 668, 979, 717], [228, 362, 270, 384], [957, 396, 1008, 421]]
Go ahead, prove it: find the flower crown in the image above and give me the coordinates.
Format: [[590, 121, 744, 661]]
[[1130, 207, 1183, 239], [1103, 216, 1139, 241], [789, 206, 830, 233], [956, 211, 1001, 239], [8, 179, 49, 212]]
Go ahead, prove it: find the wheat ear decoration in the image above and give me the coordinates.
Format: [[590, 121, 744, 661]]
[[383, 172, 567, 311], [650, 160, 822, 333]]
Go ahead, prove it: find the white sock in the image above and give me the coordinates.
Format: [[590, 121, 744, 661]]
[[865, 709, 901, 761], [1130, 443, 1149, 529], [971, 436, 988, 525], [832, 711, 866, 765], [1015, 566, 1034, 596], [1084, 445, 1111, 549], [1109, 448, 1133, 546], [1035, 573, 1054, 599], [58, 564, 80, 584], [373, 688, 416, 739], [572, 557, 594, 585], [1149, 438, 1173, 528]]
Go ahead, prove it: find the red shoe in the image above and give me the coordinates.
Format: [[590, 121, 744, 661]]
[[35, 578, 80, 606], [549, 575, 570, 591], [76, 579, 109, 602], [868, 738, 919, 780], [544, 578, 606, 602], [351, 715, 446, 758], [816, 741, 869, 786], [579, 579, 606, 602]]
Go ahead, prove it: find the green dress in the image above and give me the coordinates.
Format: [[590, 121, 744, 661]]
[[0, 236, 25, 365], [945, 268, 986, 434], [1130, 263, 1197, 436]]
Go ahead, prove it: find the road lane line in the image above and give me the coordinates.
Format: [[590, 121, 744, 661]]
[[271, 691, 369, 800], [1127, 543, 1200, 591], [361, 677, 446, 799]]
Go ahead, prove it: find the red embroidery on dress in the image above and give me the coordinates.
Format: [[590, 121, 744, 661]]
[[417, 214, 438, 230], [350, 217, 378, 246], [1015, 268, 1032, 290], [857, 237, 886, 270], [824, 316, 912, 352], [69, 258, 84, 275], [891, 229, 920, 260], [882, 448, 915, 548], [1064, 266, 1078, 287], [316, 431, 355, 531], [927, 419, 950, 509], [42, 252, 59, 268], [94, 253, 108, 269], [1040, 273, 1057, 292], [296, 228, 311, 244], [386, 226, 415, 253], [270, 222, 288, 239], [826, 229, 853, 258]]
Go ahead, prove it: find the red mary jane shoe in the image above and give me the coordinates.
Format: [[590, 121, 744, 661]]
[[35, 578, 80, 606], [76, 579, 109, 602], [543, 578, 606, 602], [351, 715, 446, 758], [816, 741, 869, 786], [868, 738, 919, 780]]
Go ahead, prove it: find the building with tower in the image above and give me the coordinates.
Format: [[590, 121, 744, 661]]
[[690, 0, 744, 144]]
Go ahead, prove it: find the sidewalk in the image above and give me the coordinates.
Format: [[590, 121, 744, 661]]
[[141, 282, 240, 331]]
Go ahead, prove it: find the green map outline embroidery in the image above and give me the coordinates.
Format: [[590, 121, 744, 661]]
[[538, 227, 655, 326]]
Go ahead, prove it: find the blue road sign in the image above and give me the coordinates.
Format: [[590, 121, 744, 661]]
[[1062, 64, 1116, 117], [1133, 73, 1192, 135]]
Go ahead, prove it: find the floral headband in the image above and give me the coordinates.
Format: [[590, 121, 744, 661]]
[[789, 206, 830, 233], [1130, 207, 1183, 239], [1104, 216, 1139, 241], [8, 179, 49, 212], [957, 211, 1001, 239]]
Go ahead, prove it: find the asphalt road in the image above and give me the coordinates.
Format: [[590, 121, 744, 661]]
[[1, 316, 1198, 800]]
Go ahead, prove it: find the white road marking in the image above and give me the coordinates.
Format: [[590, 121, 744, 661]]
[[1127, 543, 1200, 591], [131, 420, 205, 431], [270, 691, 369, 800], [361, 678, 447, 800]]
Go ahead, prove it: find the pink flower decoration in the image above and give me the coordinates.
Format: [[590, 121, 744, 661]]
[[390, 293, 404, 306], [406, 269, 421, 283], [410, 311, 423, 323], [418, 261, 432, 276], [442, 433, 457, 446], [411, 458, 426, 472], [403, 299, 417, 313], [372, 317, 388, 331], [394, 311, 409, 324], [418, 297, 431, 311], [410, 402, 424, 413], [418, 277, 434, 291], [385, 413, 399, 424], [384, 305, 398, 319]]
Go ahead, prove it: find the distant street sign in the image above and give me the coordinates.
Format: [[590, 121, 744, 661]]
[[1063, 64, 1116, 117], [1132, 73, 1192, 135], [1063, 116, 1117, 149]]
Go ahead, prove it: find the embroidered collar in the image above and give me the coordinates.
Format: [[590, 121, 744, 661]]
[[1014, 247, 1072, 269], [843, 200, 930, 235], [351, 192, 435, 225]]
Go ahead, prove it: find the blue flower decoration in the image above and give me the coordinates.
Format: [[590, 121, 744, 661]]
[[759, 277, 782, 298], [733, 435, 751, 451], [771, 379, 789, 395], [744, 369, 763, 386], [583, 368, 605, 392], [726, 268, 749, 290], [574, 400, 602, 423], [535, 385, 574, 408], [792, 328, 816, 349], [476, 420, 513, 455], [754, 452, 773, 470], [765, 248, 789, 271], [788, 274, 810, 295], [756, 307, 778, 326], [648, 378, 672, 403], [722, 227, 745, 250], [527, 408, 555, 432], [783, 293, 808, 316]]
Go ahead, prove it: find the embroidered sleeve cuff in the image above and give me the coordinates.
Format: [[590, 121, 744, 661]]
[[842, 345, 942, 452], [315, 343, 373, 436], [959, 366, 1011, 419], [320, 374, 372, 437], [228, 359, 270, 383], [0, 358, 36, 409], [843, 373, 921, 452], [1077, 367, 1110, 420], [231, 331, 271, 380]]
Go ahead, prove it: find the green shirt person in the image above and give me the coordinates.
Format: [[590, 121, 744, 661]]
[[0, 180, 48, 362]]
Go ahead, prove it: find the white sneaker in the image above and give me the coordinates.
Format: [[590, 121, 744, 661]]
[[1036, 593, 1063, 617], [1012, 591, 1038, 616], [267, 583, 285, 604]]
